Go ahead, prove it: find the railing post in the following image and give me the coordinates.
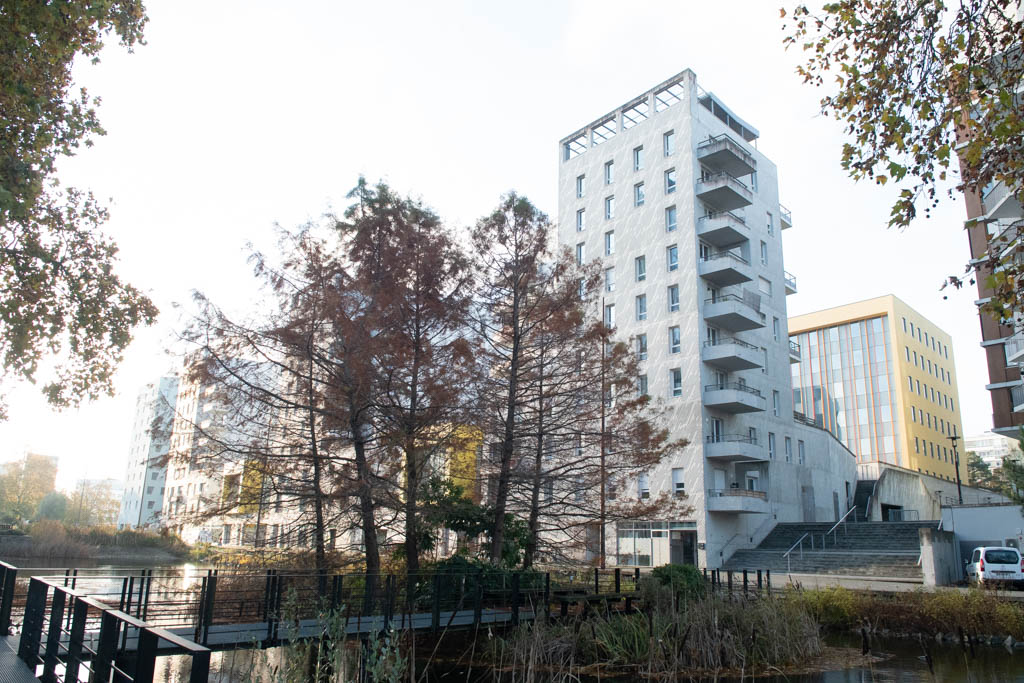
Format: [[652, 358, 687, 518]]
[[135, 628, 159, 683], [202, 572, 217, 646], [757, 569, 763, 591], [473, 570, 483, 627], [93, 609, 121, 683], [634, 567, 640, 584], [543, 573, 551, 622], [189, 648, 212, 683], [727, 570, 733, 594], [742, 569, 748, 595], [381, 575, 395, 633], [593, 567, 599, 595], [511, 573, 520, 626], [0, 564, 16, 636], [64, 595, 89, 683], [766, 569, 771, 591], [614, 568, 621, 594], [41, 588, 66, 683], [20, 577, 49, 663], [431, 573, 441, 633]]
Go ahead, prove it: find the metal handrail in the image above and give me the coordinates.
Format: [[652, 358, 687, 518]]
[[784, 271, 797, 289], [701, 210, 747, 224], [825, 506, 858, 547], [698, 171, 751, 191], [704, 336, 759, 350], [703, 251, 750, 265], [704, 382, 763, 397], [706, 433, 758, 445], [789, 339, 801, 355], [782, 532, 810, 573], [708, 488, 767, 500]]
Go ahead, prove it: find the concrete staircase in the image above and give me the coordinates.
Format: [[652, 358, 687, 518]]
[[720, 521, 938, 579]]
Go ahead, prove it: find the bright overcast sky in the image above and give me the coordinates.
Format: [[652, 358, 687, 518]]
[[0, 0, 992, 488]]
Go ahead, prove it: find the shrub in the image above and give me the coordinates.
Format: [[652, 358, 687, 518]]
[[651, 563, 705, 599]]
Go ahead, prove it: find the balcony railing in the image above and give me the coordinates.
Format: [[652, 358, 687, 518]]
[[704, 337, 759, 351], [779, 204, 793, 227], [793, 411, 823, 428], [704, 293, 757, 309], [789, 339, 801, 356], [706, 433, 758, 446], [1005, 331, 1024, 365], [704, 382, 763, 397], [703, 251, 750, 266], [708, 488, 767, 500], [784, 270, 797, 292], [1011, 383, 1024, 412]]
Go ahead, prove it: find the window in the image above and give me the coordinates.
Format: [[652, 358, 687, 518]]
[[773, 390, 780, 416], [604, 230, 614, 255], [905, 346, 910, 361], [575, 242, 584, 265], [785, 437, 793, 462], [766, 212, 773, 236], [663, 470, 684, 501], [759, 277, 772, 296], [668, 285, 680, 312], [635, 255, 646, 281], [913, 350, 917, 366], [604, 160, 614, 185], [576, 174, 585, 198], [669, 326, 681, 353], [750, 172, 758, 191], [670, 368, 682, 396], [798, 440, 806, 464], [665, 168, 677, 194], [603, 304, 615, 328], [605, 195, 615, 220], [903, 317, 908, 332], [633, 146, 644, 171], [576, 209, 585, 232], [760, 241, 768, 265], [634, 182, 645, 206], [604, 267, 615, 292], [636, 294, 647, 321], [663, 130, 675, 156], [915, 436, 920, 453], [638, 473, 650, 500], [638, 374, 648, 396], [637, 334, 647, 360], [578, 279, 585, 299], [773, 317, 780, 341], [768, 433, 776, 459], [667, 244, 678, 271], [911, 406, 917, 422], [665, 205, 677, 232]]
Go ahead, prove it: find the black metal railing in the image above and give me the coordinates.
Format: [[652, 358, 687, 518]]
[[789, 339, 801, 356], [706, 433, 758, 445], [704, 336, 759, 350], [704, 382, 763, 397]]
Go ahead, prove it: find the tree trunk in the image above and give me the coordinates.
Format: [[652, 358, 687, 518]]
[[489, 289, 522, 565], [523, 357, 545, 570], [351, 415, 380, 613]]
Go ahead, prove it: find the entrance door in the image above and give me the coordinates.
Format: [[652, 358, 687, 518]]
[[670, 530, 697, 565], [801, 486, 815, 522], [833, 491, 841, 522], [714, 469, 726, 491]]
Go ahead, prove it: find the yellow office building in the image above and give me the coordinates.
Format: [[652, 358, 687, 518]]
[[789, 295, 965, 483]]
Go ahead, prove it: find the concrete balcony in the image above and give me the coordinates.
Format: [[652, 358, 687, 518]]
[[983, 181, 1023, 222], [703, 382, 766, 413], [697, 134, 757, 178], [704, 435, 767, 462], [704, 295, 765, 332], [696, 172, 754, 212], [706, 488, 769, 514], [699, 251, 753, 286], [1012, 383, 1024, 414], [697, 211, 749, 247], [789, 339, 801, 364], [702, 337, 762, 370], [780, 204, 793, 229], [1006, 331, 1024, 365], [784, 270, 797, 295]]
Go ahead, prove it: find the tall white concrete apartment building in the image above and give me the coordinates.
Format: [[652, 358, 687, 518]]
[[557, 69, 857, 569], [117, 376, 178, 529]]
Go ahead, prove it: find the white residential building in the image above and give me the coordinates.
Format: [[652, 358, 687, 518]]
[[965, 431, 1021, 469], [557, 69, 857, 568], [117, 376, 178, 529]]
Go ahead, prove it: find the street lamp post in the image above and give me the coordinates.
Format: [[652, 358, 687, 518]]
[[948, 426, 963, 505]]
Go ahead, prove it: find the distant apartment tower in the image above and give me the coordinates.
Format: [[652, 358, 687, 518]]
[[789, 295, 966, 484], [557, 69, 857, 569], [965, 431, 1021, 470], [116, 376, 178, 529]]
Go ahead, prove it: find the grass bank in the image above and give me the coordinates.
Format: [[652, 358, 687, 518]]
[[1, 521, 192, 561]]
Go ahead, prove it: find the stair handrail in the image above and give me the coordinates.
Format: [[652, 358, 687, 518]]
[[782, 532, 810, 573], [825, 506, 858, 547]]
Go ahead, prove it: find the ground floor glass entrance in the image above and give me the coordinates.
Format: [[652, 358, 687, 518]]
[[616, 520, 697, 566]]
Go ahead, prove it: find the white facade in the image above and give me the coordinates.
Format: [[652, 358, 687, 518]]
[[116, 376, 178, 529], [965, 431, 1021, 469], [557, 69, 857, 568]]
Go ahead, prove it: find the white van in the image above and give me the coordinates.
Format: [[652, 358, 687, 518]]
[[966, 546, 1024, 585]]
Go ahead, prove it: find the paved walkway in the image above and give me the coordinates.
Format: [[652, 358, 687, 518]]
[[782, 572, 1024, 599], [0, 636, 36, 683]]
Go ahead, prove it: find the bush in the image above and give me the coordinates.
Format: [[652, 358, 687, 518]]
[[651, 563, 705, 599]]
